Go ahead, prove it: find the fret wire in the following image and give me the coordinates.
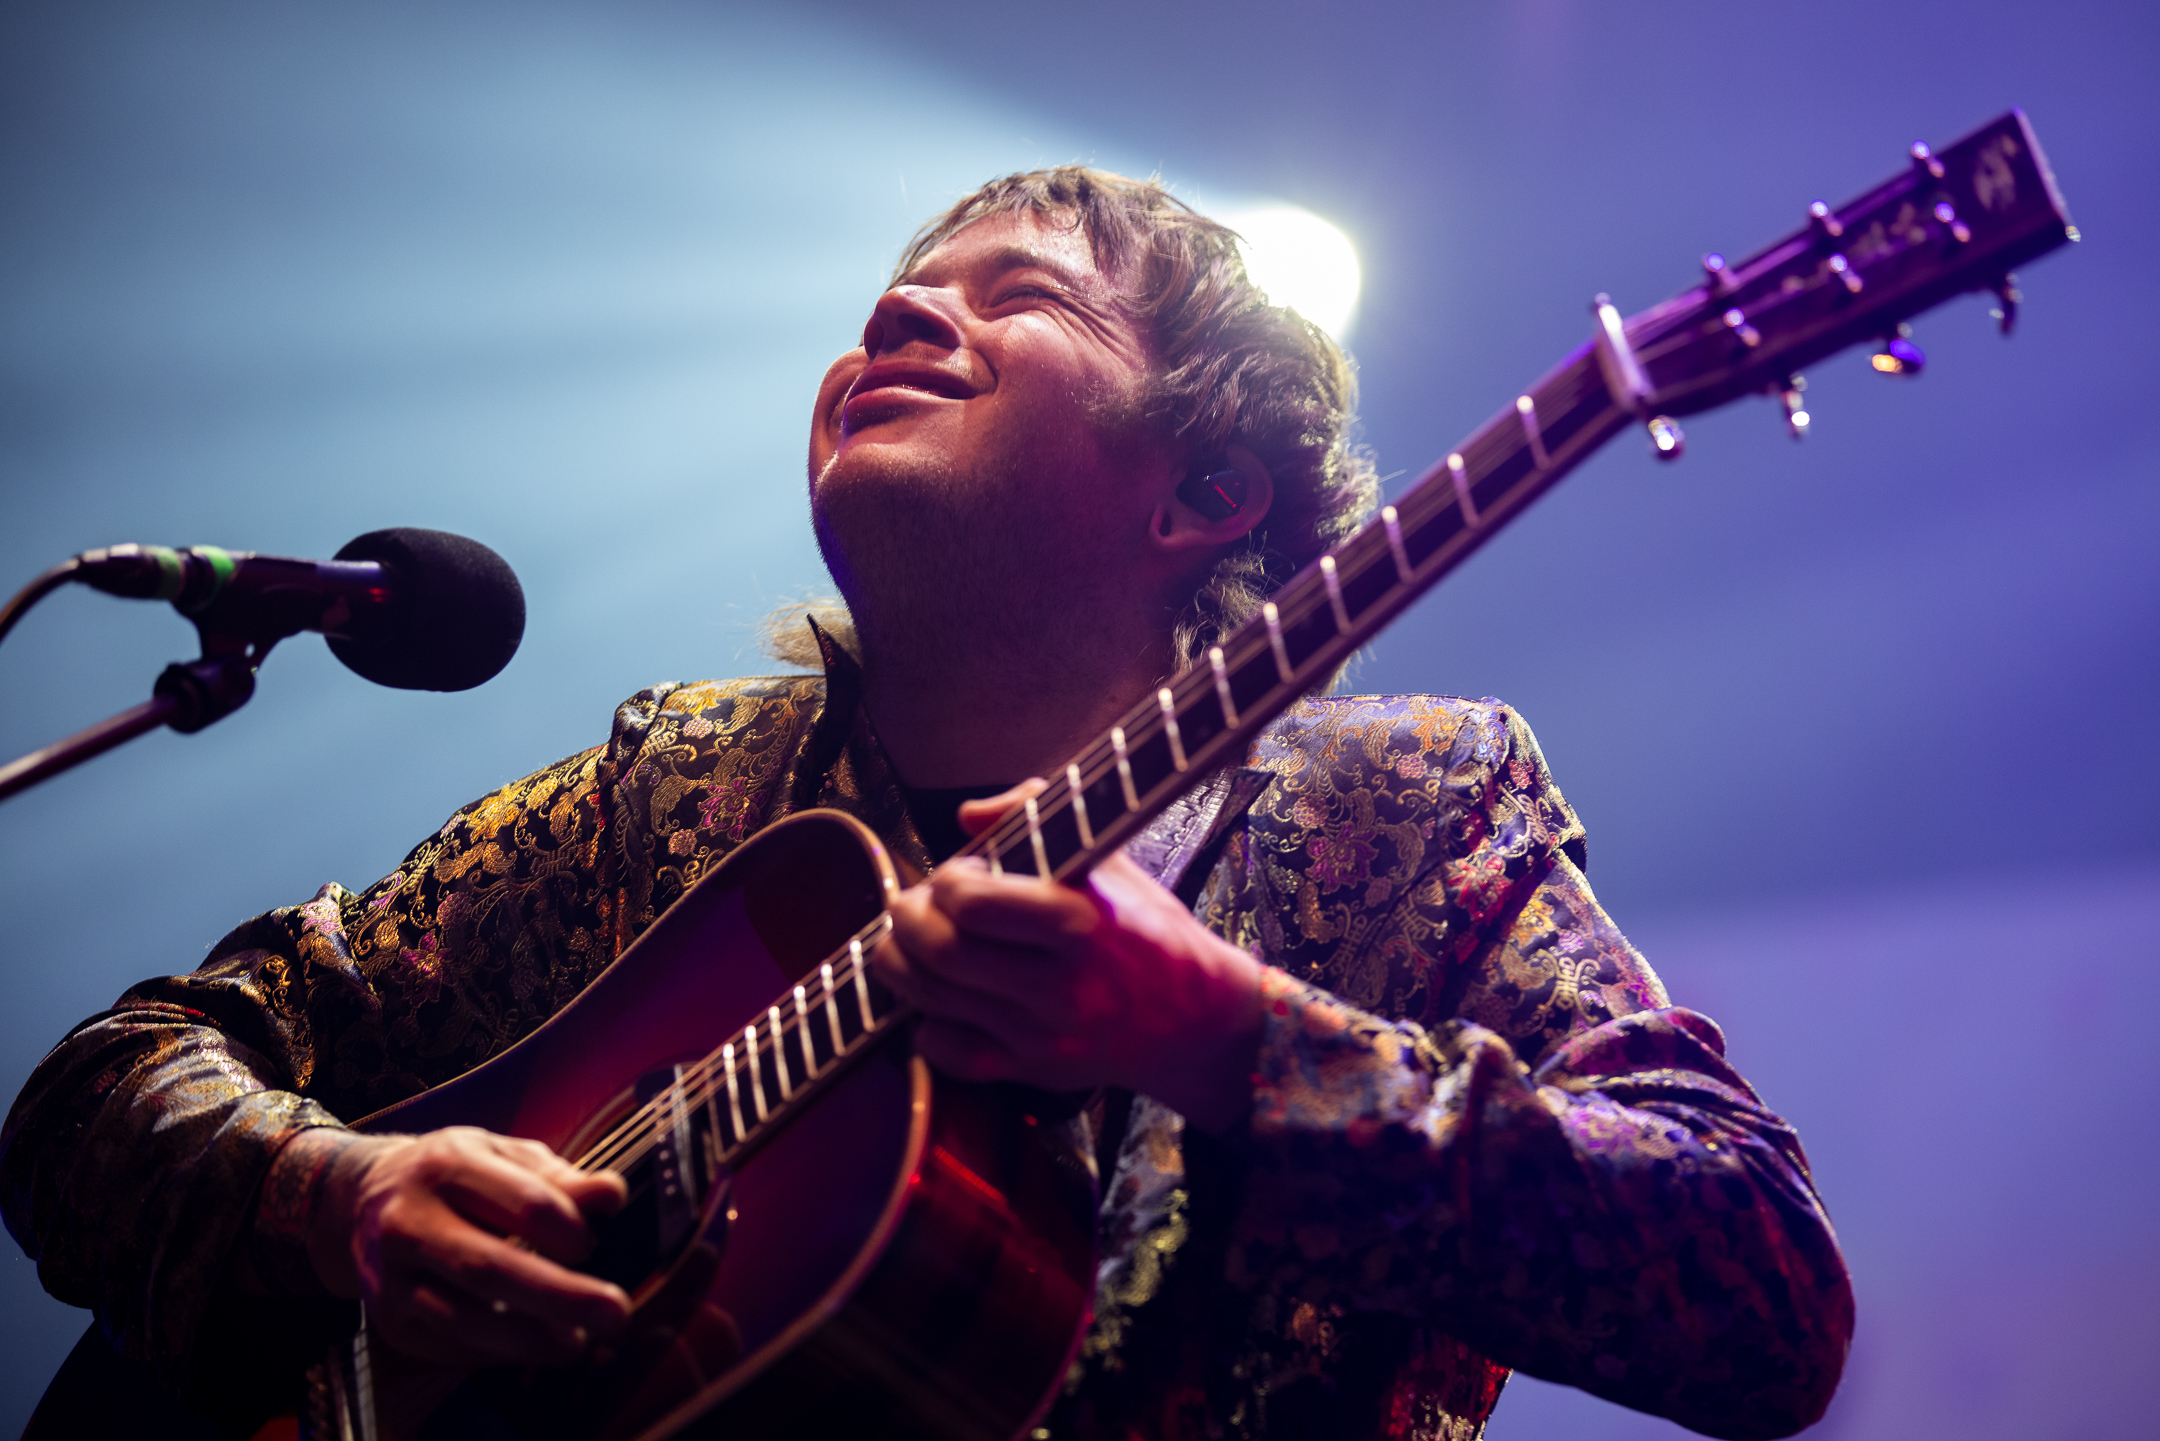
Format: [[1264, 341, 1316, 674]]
[[1263, 601, 1294, 682], [745, 1025, 768, 1121], [1446, 452, 1480, 527], [1111, 725, 1140, 809], [820, 962, 845, 1056], [768, 1006, 791, 1098], [702, 1083, 724, 1184], [1381, 506, 1413, 583], [1024, 795, 1051, 876], [1066, 763, 1094, 848], [794, 985, 818, 1077], [1219, 627, 1281, 693], [1319, 555, 1352, 634], [849, 939, 875, 1029], [722, 1042, 745, 1140], [1515, 394, 1551, 470], [1208, 646, 1240, 728], [1157, 688, 1187, 770]]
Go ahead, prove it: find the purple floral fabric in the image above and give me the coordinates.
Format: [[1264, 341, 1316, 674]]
[[1, 662, 1849, 1441], [1056, 696, 1849, 1441]]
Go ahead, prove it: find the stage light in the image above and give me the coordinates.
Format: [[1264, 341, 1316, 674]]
[[1220, 203, 1361, 341]]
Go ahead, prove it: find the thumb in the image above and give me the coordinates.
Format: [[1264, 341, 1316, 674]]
[[954, 777, 1048, 838]]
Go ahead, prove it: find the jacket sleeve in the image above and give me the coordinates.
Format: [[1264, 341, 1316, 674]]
[[0, 719, 638, 1372], [1219, 700, 1852, 1439]]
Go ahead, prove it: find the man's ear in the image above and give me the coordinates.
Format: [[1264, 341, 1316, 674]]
[[1150, 443, 1275, 552]]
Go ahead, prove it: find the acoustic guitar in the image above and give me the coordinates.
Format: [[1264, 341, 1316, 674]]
[[34, 109, 2075, 1441]]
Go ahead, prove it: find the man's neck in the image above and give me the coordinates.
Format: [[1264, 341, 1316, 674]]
[[855, 620, 1176, 789]]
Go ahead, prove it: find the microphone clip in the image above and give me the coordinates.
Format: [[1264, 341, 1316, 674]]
[[153, 652, 260, 735]]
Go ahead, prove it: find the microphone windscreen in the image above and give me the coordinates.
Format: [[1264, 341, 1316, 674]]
[[326, 529, 525, 691]]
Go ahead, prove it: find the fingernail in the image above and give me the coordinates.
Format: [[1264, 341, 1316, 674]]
[[491, 1298, 510, 1316]]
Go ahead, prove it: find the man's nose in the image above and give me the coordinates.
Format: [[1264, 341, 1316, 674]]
[[861, 284, 965, 357]]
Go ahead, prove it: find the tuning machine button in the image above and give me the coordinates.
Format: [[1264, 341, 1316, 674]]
[[1871, 323, 1925, 376], [1934, 200, 1973, 245], [1702, 252, 1739, 296], [1777, 375, 1809, 440], [1910, 141, 1947, 182], [1826, 253, 1864, 295], [1589, 291, 1684, 462], [1990, 274, 2022, 336], [1808, 200, 1845, 243], [1722, 307, 1762, 349], [1645, 415, 1685, 459]]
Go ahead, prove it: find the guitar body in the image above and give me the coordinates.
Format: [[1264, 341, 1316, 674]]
[[353, 808, 1097, 1441]]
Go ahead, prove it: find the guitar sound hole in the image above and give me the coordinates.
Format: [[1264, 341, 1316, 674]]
[[580, 1065, 732, 1296]]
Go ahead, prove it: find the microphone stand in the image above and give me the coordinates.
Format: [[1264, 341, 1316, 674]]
[[0, 647, 262, 804]]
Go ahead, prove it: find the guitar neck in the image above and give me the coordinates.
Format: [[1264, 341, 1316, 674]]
[[959, 344, 1628, 884], [961, 107, 2076, 885]]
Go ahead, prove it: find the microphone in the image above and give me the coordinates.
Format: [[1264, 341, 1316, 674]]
[[70, 528, 525, 691]]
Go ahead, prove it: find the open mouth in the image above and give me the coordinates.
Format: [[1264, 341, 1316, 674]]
[[853, 376, 971, 403], [840, 366, 976, 433]]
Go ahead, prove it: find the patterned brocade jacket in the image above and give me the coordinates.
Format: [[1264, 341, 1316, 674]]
[[2, 644, 1852, 1441]]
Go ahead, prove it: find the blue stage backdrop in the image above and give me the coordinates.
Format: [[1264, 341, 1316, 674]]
[[1, 1, 2153, 1436]]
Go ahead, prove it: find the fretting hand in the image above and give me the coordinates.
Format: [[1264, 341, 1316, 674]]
[[874, 782, 1266, 1132]]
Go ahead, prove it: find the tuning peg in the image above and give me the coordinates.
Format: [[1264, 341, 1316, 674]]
[[1933, 200, 1973, 245], [1778, 375, 1809, 439], [1910, 141, 1946, 182], [1645, 415, 1685, 460], [1588, 291, 1680, 461], [1990, 274, 2022, 336], [1701, 252, 1738, 296], [1871, 323, 1925, 376]]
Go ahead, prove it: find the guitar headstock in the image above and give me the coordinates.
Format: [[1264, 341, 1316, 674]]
[[1608, 110, 2076, 439]]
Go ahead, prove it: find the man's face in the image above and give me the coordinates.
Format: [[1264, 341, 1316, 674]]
[[806, 210, 1181, 645], [810, 208, 1161, 500]]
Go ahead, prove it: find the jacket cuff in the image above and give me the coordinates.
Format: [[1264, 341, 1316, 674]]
[[246, 1126, 365, 1297], [1249, 967, 1436, 1138]]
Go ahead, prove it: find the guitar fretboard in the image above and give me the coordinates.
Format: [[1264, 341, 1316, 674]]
[[962, 346, 1629, 882]]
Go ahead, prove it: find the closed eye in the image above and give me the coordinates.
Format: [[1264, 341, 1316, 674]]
[[994, 284, 1062, 306]]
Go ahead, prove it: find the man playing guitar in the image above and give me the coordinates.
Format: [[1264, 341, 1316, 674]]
[[3, 168, 1853, 1440]]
